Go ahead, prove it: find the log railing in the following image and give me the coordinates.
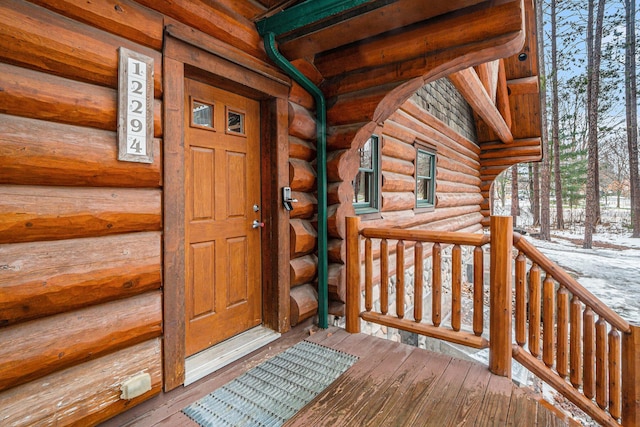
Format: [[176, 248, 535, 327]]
[[511, 232, 639, 427], [345, 216, 491, 350], [345, 215, 639, 426]]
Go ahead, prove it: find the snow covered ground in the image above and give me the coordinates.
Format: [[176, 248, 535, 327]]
[[498, 199, 640, 325], [531, 231, 640, 324]]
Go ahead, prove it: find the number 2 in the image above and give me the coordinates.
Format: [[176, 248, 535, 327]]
[[130, 100, 143, 114], [131, 80, 143, 95]]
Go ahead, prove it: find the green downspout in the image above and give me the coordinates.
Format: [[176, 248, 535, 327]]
[[263, 33, 329, 329]]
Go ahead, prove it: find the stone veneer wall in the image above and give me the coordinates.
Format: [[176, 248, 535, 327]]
[[412, 78, 477, 143]]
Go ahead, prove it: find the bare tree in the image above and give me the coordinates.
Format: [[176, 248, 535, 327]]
[[601, 130, 630, 208], [551, 0, 565, 229], [531, 163, 541, 226], [511, 166, 520, 227], [538, 0, 551, 240], [625, 0, 640, 237], [584, 0, 607, 249]]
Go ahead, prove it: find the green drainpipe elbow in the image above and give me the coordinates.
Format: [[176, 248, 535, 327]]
[[263, 32, 329, 329]]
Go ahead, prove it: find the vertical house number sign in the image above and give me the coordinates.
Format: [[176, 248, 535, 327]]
[[117, 47, 154, 163]]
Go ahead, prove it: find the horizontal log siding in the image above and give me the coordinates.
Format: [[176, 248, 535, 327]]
[[0, 0, 275, 424], [380, 99, 481, 218], [0, 338, 162, 426], [326, 81, 481, 313], [288, 78, 321, 324]]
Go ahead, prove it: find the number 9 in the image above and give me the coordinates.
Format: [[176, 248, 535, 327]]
[[130, 119, 143, 133]]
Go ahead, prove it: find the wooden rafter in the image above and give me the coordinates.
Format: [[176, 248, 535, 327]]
[[496, 59, 512, 129], [449, 67, 514, 144], [507, 76, 539, 95], [475, 60, 500, 103]]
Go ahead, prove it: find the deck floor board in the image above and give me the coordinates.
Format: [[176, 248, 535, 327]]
[[100, 324, 571, 427]]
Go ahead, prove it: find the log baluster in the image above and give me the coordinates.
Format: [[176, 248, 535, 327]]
[[414, 242, 423, 322], [396, 240, 405, 319], [345, 216, 361, 333], [451, 244, 461, 331], [380, 239, 389, 315], [473, 246, 484, 337], [609, 328, 621, 420], [515, 251, 526, 346], [365, 237, 373, 312], [432, 242, 442, 327], [584, 307, 596, 399], [557, 286, 570, 378], [622, 324, 640, 426], [596, 317, 608, 410], [528, 263, 541, 357], [543, 275, 555, 368], [570, 295, 583, 388]]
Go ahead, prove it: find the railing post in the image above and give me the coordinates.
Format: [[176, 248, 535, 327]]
[[489, 215, 513, 378], [345, 216, 361, 333], [622, 324, 640, 426]]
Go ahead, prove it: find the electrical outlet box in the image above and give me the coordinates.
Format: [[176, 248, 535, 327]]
[[120, 373, 152, 400]]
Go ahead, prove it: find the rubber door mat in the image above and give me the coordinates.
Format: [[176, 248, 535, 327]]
[[183, 340, 358, 427]]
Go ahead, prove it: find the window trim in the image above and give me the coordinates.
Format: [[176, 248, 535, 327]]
[[414, 140, 437, 212], [353, 135, 381, 218]]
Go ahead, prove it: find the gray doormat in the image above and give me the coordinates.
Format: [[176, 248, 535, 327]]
[[183, 340, 358, 427]]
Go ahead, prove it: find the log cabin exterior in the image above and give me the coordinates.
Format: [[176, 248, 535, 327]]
[[0, 0, 638, 425]]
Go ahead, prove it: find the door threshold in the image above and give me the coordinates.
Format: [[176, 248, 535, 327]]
[[184, 326, 280, 386]]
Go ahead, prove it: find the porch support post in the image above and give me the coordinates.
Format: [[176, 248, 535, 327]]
[[489, 215, 513, 378], [623, 324, 640, 426], [346, 216, 361, 333]]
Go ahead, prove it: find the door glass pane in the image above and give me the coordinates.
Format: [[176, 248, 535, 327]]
[[227, 110, 245, 134], [192, 101, 213, 128]]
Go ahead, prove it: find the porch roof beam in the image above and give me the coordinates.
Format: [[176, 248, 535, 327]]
[[449, 66, 514, 144], [255, 0, 379, 39], [274, 0, 487, 59]]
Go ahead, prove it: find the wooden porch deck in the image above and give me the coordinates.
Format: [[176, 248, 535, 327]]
[[102, 323, 574, 427]]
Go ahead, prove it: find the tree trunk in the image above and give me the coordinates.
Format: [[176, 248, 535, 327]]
[[532, 163, 541, 226], [625, 0, 640, 237], [537, 0, 551, 240], [584, 0, 606, 249], [551, 0, 564, 229], [511, 165, 519, 227]]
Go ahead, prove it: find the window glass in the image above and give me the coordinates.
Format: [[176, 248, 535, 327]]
[[192, 101, 213, 128], [353, 136, 379, 213], [416, 147, 436, 208]]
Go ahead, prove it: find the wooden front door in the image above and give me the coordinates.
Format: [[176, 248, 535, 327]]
[[184, 78, 262, 357]]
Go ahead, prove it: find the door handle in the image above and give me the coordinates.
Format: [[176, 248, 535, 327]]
[[252, 220, 265, 229]]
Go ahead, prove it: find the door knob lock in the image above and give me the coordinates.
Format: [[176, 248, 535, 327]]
[[282, 186, 298, 211]]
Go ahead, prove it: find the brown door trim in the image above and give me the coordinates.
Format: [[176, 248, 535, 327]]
[[162, 29, 290, 392]]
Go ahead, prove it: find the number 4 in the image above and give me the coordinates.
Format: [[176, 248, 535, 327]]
[[130, 138, 142, 153]]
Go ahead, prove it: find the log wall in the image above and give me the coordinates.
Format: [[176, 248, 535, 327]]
[[0, 0, 502, 423], [287, 59, 322, 326], [324, 79, 483, 316], [0, 0, 272, 425]]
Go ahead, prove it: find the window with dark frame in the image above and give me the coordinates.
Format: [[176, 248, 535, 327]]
[[415, 144, 436, 209], [353, 135, 379, 214]]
